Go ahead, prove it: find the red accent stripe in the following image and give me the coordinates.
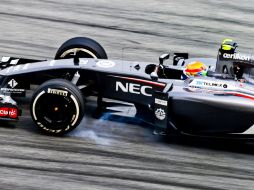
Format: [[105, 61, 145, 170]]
[[185, 68, 203, 73], [226, 92, 254, 100], [114, 76, 166, 87], [189, 87, 254, 101]]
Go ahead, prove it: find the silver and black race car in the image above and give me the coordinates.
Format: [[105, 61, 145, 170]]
[[0, 37, 254, 137]]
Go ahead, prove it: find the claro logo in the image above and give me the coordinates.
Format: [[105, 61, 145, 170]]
[[116, 81, 152, 96], [0, 107, 17, 118]]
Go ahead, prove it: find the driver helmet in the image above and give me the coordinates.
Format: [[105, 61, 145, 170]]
[[183, 61, 208, 78]]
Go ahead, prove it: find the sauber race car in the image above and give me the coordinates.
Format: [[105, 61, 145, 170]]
[[0, 37, 254, 137]]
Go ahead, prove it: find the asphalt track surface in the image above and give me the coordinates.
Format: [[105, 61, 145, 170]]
[[1, 0, 254, 189]]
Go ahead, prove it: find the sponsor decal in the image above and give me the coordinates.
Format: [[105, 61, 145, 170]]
[[189, 79, 228, 89], [110, 75, 166, 88], [8, 79, 18, 88], [1, 88, 25, 94], [155, 98, 168, 106], [47, 88, 68, 96], [9, 108, 18, 119], [0, 107, 8, 117], [155, 108, 166, 120], [96, 60, 116, 68], [223, 53, 250, 61], [0, 107, 18, 118], [116, 81, 152, 96]]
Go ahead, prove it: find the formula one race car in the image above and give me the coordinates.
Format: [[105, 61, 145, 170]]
[[0, 37, 254, 137]]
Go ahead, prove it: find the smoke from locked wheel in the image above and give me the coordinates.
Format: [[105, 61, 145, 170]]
[[30, 79, 85, 135]]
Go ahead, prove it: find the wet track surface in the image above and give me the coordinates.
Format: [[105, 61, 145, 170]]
[[1, 0, 254, 189]]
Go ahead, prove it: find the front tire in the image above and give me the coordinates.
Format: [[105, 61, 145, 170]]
[[55, 37, 108, 59], [30, 79, 85, 135]]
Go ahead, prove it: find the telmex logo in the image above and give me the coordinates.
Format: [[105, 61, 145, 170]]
[[116, 81, 152, 96], [195, 80, 227, 88], [47, 88, 68, 96], [223, 53, 250, 61]]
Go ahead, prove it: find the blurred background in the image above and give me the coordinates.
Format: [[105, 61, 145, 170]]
[[1, 0, 254, 62]]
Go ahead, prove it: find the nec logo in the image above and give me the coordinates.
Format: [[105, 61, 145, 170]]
[[116, 81, 152, 96], [0, 107, 18, 118]]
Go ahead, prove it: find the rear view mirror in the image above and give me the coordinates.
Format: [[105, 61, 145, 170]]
[[159, 53, 170, 65]]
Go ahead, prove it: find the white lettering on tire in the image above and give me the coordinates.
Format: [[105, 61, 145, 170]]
[[32, 90, 46, 121], [70, 94, 80, 127]]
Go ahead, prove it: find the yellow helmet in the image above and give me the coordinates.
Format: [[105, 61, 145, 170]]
[[221, 38, 237, 51]]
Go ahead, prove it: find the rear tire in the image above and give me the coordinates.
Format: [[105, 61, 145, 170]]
[[55, 37, 108, 59], [30, 79, 85, 135]]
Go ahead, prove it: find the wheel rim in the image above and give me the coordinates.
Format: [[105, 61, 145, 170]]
[[60, 48, 97, 59], [34, 93, 77, 130]]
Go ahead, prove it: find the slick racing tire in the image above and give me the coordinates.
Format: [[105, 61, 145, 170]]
[[30, 79, 85, 135], [55, 37, 108, 59]]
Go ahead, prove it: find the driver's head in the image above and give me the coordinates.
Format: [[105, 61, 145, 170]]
[[221, 39, 238, 52], [183, 61, 207, 78]]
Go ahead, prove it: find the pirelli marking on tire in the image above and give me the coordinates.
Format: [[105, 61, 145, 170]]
[[36, 122, 62, 134], [47, 88, 68, 96]]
